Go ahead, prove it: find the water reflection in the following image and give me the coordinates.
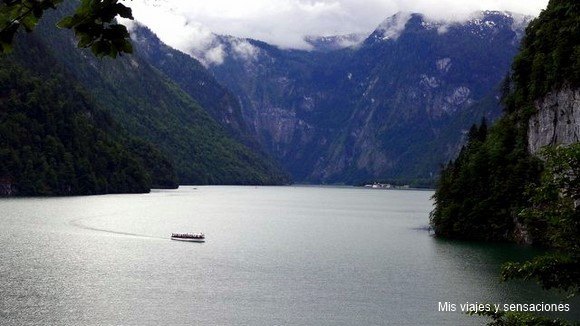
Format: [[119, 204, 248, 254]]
[[431, 237, 579, 319], [0, 186, 578, 325]]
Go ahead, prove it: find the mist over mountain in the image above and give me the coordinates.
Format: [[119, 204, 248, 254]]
[[158, 10, 530, 184], [126, 0, 545, 53], [304, 34, 368, 52], [0, 4, 292, 192], [130, 26, 254, 146], [1, 6, 533, 193]]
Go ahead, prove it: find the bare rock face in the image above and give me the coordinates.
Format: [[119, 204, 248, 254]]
[[528, 87, 580, 154], [208, 11, 526, 183]]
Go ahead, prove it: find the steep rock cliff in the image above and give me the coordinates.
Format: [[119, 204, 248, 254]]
[[206, 11, 529, 183], [528, 87, 580, 154], [430, 0, 580, 243]]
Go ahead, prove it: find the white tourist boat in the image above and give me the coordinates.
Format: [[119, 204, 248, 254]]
[[171, 233, 205, 242]]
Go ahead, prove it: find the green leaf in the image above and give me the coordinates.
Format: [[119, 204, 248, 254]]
[[56, 16, 74, 29]]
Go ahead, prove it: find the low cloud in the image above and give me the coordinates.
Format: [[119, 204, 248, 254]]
[[127, 0, 548, 63], [125, 1, 225, 65], [376, 12, 412, 40], [231, 40, 260, 61]]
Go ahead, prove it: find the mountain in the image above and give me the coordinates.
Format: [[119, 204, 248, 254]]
[[0, 35, 177, 196], [0, 6, 540, 193], [431, 1, 580, 243], [23, 6, 290, 186], [196, 11, 532, 184], [304, 33, 367, 52], [429, 2, 580, 318], [130, 25, 252, 145], [129, 25, 290, 178]]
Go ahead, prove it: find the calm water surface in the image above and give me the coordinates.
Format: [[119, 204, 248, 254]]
[[0, 186, 576, 325]]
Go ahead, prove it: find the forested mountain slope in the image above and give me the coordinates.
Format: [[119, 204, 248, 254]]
[[0, 35, 177, 196], [130, 25, 252, 146], [28, 8, 289, 186], [431, 0, 580, 243]]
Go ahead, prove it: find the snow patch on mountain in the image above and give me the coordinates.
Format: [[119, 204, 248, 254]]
[[446, 86, 471, 106], [365, 10, 532, 44], [420, 75, 440, 89], [436, 58, 452, 73]]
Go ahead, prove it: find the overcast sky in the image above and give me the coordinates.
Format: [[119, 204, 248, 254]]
[[126, 0, 548, 63]]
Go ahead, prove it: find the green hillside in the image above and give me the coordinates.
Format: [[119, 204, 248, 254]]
[[0, 36, 178, 196], [29, 7, 289, 186]]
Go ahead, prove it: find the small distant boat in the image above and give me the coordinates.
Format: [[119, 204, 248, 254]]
[[171, 233, 205, 242]]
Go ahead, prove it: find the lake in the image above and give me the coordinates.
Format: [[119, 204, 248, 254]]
[[0, 186, 576, 325]]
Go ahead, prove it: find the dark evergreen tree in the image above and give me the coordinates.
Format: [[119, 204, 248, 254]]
[[431, 0, 580, 323], [0, 34, 178, 196]]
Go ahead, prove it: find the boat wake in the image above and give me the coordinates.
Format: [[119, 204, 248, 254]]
[[411, 225, 434, 235], [69, 216, 165, 240]]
